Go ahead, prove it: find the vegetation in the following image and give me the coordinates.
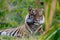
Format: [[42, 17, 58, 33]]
[[0, 0, 60, 40]]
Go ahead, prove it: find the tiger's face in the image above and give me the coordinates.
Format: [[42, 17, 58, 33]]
[[28, 6, 44, 25]]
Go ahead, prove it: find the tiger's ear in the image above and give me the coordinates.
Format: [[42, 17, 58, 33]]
[[28, 6, 32, 12], [39, 8, 44, 14]]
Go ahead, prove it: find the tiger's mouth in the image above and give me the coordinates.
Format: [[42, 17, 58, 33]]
[[34, 22, 39, 25]]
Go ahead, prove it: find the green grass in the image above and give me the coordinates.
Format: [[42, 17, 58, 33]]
[[0, 35, 39, 40]]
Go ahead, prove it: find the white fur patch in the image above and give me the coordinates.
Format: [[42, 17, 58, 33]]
[[34, 16, 45, 25], [25, 14, 29, 23], [1, 31, 7, 36], [39, 16, 45, 24]]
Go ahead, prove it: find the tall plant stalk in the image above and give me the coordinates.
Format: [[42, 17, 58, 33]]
[[36, 0, 40, 9], [45, 0, 57, 33], [44, 1, 49, 31]]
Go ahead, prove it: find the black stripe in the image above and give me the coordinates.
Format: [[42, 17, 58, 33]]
[[0, 32, 1, 35], [9, 31, 14, 36], [0, 31, 3, 35], [12, 29, 18, 36]]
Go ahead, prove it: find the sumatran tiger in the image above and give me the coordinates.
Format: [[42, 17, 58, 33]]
[[25, 6, 45, 35], [0, 6, 44, 37]]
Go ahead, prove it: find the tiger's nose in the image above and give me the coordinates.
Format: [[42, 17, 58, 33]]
[[35, 19, 39, 22], [36, 19, 39, 21]]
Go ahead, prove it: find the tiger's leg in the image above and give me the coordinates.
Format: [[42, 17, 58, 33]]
[[34, 25, 44, 34], [25, 23, 33, 35], [39, 25, 44, 34]]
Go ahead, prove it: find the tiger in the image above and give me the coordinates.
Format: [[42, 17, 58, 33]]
[[25, 6, 45, 35], [0, 6, 44, 37]]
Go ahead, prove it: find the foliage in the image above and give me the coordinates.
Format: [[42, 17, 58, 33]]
[[39, 22, 60, 40], [39, 0, 60, 40], [0, 35, 39, 40]]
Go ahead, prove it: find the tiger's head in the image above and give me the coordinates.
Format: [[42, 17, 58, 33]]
[[28, 6, 44, 25]]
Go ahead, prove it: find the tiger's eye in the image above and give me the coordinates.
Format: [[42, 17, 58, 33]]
[[39, 14, 42, 17]]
